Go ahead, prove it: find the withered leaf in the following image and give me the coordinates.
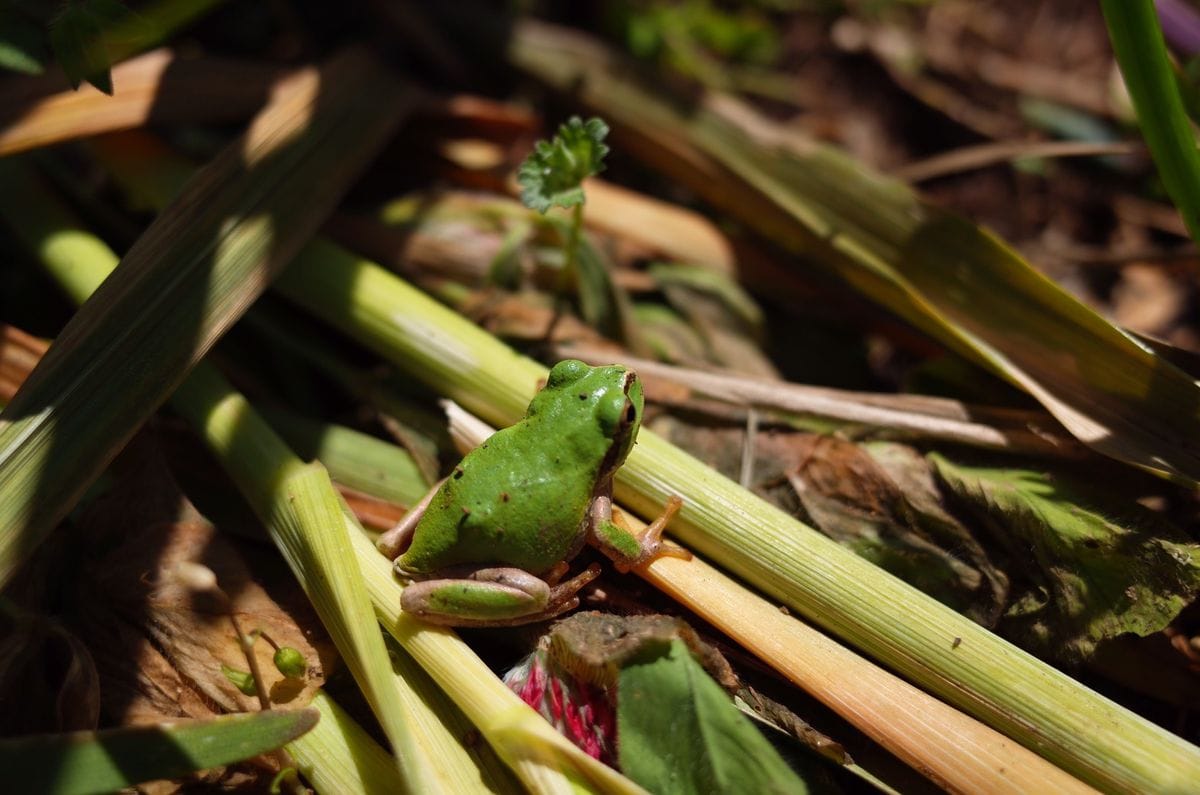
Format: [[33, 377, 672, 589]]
[[931, 453, 1200, 664], [790, 435, 1006, 623]]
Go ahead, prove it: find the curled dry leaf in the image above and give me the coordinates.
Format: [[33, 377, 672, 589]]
[[0, 602, 100, 735], [790, 435, 1007, 624]]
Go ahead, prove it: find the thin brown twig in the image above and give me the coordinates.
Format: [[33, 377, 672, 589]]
[[893, 139, 1142, 182], [559, 347, 1081, 456]]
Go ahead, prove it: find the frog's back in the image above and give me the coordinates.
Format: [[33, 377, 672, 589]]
[[398, 418, 600, 574]]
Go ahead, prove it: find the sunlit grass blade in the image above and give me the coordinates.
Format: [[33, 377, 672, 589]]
[[1, 708, 316, 795], [172, 366, 454, 789], [506, 19, 1200, 487], [295, 688, 522, 795], [260, 406, 431, 507], [0, 49, 414, 587], [1101, 0, 1200, 248], [289, 691, 405, 795]]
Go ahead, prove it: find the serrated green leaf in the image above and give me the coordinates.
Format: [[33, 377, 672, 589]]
[[1, 708, 317, 795], [517, 116, 609, 213], [49, 3, 111, 93], [618, 638, 808, 794], [930, 453, 1200, 663]]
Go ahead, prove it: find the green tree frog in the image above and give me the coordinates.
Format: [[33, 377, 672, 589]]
[[377, 359, 685, 627]]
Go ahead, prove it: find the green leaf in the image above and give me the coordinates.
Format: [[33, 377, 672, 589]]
[[648, 262, 764, 332], [259, 405, 432, 507], [49, 2, 111, 93], [221, 663, 258, 696], [541, 212, 627, 337], [618, 638, 808, 794], [517, 116, 609, 213], [0, 708, 317, 795], [81, 0, 147, 39], [931, 453, 1200, 663]]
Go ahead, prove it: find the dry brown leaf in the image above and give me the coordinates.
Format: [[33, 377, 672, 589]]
[[0, 324, 47, 402], [68, 437, 335, 725], [337, 483, 407, 531], [579, 178, 735, 276], [788, 435, 1006, 623]]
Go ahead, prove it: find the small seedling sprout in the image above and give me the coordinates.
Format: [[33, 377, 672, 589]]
[[517, 116, 610, 300]]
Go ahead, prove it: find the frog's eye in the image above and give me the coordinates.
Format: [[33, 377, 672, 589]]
[[547, 359, 589, 388], [597, 394, 629, 436]]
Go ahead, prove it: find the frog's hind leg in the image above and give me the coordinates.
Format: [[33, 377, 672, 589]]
[[400, 564, 601, 628], [377, 476, 447, 560]]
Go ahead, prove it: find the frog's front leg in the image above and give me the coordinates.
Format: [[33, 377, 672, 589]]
[[588, 491, 689, 573], [398, 564, 602, 627], [377, 476, 447, 560]]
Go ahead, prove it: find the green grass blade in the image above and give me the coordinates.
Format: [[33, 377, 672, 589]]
[[261, 406, 431, 507], [2, 708, 316, 795], [1101, 0, 1200, 246], [290, 692, 406, 795], [291, 677, 520, 794], [0, 51, 414, 587], [172, 365, 439, 787]]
